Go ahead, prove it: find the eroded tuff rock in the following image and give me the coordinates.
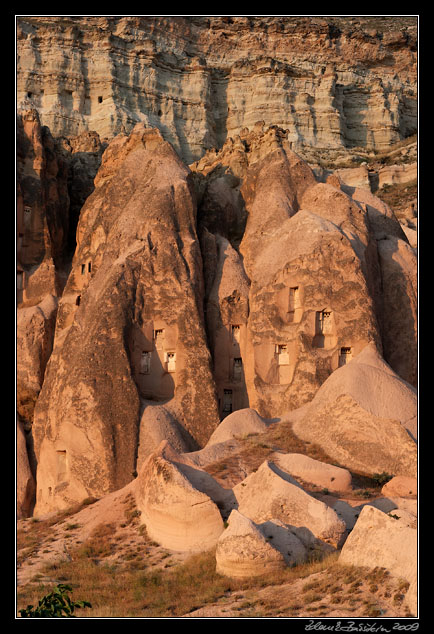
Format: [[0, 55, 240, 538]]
[[193, 124, 411, 418], [17, 418, 36, 518], [23, 119, 417, 518], [17, 16, 416, 164], [215, 510, 287, 578], [136, 441, 224, 552], [339, 505, 417, 616], [232, 461, 347, 549], [17, 109, 70, 305], [291, 343, 417, 477], [271, 453, 352, 494], [31, 124, 220, 514]]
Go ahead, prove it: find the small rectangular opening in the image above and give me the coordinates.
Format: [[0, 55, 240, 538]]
[[56, 450, 67, 483], [231, 325, 241, 344], [98, 96, 103, 103], [233, 358, 242, 381], [81, 264, 85, 274], [223, 389, 233, 413], [88, 261, 92, 273], [140, 351, 151, 374]]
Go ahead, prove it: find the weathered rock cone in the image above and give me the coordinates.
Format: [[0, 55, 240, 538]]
[[291, 343, 417, 477], [31, 124, 220, 514]]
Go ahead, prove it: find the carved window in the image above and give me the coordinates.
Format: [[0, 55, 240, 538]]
[[288, 286, 299, 312], [339, 347, 353, 367], [56, 451, 67, 483], [231, 325, 241, 344], [317, 310, 332, 335], [140, 351, 151, 374], [98, 96, 103, 103], [76, 295, 81, 306], [88, 261, 92, 273], [276, 344, 290, 366], [165, 352, 176, 373], [233, 358, 242, 381], [154, 329, 164, 349], [81, 264, 86, 274], [223, 389, 233, 413]]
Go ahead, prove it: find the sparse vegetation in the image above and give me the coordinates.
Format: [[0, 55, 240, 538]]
[[19, 584, 91, 618]]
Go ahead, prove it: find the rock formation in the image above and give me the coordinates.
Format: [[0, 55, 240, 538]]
[[271, 453, 352, 493], [215, 510, 287, 578], [136, 442, 225, 552], [16, 16, 417, 615], [290, 343, 417, 477], [31, 124, 220, 514], [339, 505, 417, 615], [232, 461, 347, 549], [17, 16, 417, 165]]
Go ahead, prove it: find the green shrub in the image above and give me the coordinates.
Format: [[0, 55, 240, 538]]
[[19, 584, 91, 618]]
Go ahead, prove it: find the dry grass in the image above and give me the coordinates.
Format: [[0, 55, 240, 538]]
[[17, 498, 98, 566], [17, 543, 342, 618]]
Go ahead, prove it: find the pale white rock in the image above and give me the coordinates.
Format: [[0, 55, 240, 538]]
[[259, 519, 307, 565], [136, 441, 224, 552], [339, 505, 417, 616], [233, 461, 346, 548], [381, 476, 417, 498], [272, 452, 352, 493], [205, 408, 269, 447], [291, 344, 417, 478], [215, 510, 286, 578]]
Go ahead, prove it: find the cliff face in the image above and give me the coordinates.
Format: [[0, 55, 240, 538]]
[[16, 16, 417, 519], [17, 16, 417, 164]]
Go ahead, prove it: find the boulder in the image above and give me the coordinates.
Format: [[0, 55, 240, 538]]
[[136, 441, 224, 552], [233, 461, 346, 548], [381, 476, 417, 498], [339, 504, 417, 616], [272, 452, 352, 493], [215, 510, 286, 578], [205, 408, 269, 447]]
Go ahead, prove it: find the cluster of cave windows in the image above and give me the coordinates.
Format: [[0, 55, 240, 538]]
[[138, 329, 177, 375], [81, 261, 92, 274]]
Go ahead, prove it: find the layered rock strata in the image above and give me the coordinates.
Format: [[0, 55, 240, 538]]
[[17, 16, 417, 165]]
